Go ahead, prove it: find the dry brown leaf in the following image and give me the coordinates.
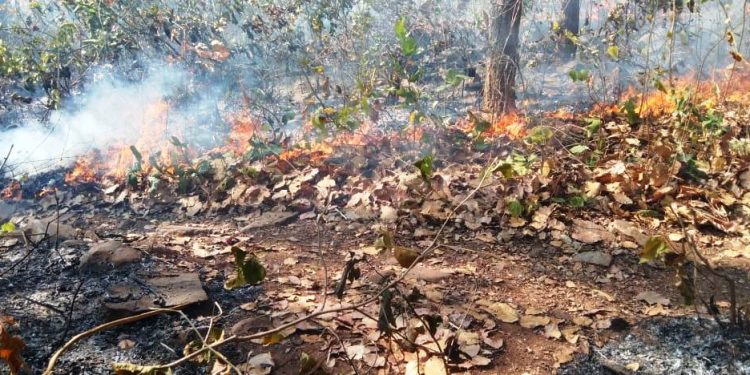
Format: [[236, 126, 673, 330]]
[[118, 339, 135, 350], [635, 291, 670, 306], [520, 315, 550, 329], [530, 205, 555, 230], [561, 327, 580, 344], [423, 356, 448, 375], [484, 302, 519, 323], [554, 346, 576, 367], [544, 323, 562, 339], [482, 332, 504, 349], [572, 316, 593, 327], [393, 246, 419, 268]]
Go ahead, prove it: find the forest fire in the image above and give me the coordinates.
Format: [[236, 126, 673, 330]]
[[63, 100, 194, 184], [486, 112, 528, 139], [1, 180, 21, 200]]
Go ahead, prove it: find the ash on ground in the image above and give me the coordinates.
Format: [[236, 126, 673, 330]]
[[561, 316, 750, 375]]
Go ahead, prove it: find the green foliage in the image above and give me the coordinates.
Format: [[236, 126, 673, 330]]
[[567, 195, 587, 208], [569, 145, 589, 155], [494, 152, 538, 178], [224, 246, 266, 290], [729, 138, 750, 157], [394, 18, 418, 57], [552, 195, 587, 209], [413, 155, 433, 185], [1, 221, 15, 233], [525, 126, 553, 145], [677, 154, 709, 181], [606, 45, 620, 60], [585, 118, 602, 138], [620, 98, 640, 125], [640, 236, 670, 264], [507, 200, 525, 217], [442, 69, 469, 89], [311, 105, 361, 133], [568, 69, 590, 82]]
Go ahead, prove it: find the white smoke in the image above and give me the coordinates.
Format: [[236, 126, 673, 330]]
[[0, 65, 193, 176]]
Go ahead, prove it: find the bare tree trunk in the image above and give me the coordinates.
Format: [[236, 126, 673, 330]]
[[483, 0, 522, 114], [560, 0, 580, 59]]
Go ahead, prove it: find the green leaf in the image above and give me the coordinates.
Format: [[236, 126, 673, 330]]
[[394, 17, 417, 56], [568, 69, 589, 82], [640, 236, 670, 264], [224, 247, 266, 290], [413, 155, 433, 184], [394, 17, 408, 40], [494, 163, 515, 178], [526, 126, 553, 145], [620, 98, 639, 125], [1, 221, 16, 233], [569, 145, 590, 155], [130, 145, 143, 165], [444, 69, 469, 87], [567, 195, 586, 208], [396, 86, 419, 103], [585, 118, 602, 137], [507, 200, 524, 217], [468, 111, 491, 134], [607, 45, 619, 60], [401, 36, 418, 57]]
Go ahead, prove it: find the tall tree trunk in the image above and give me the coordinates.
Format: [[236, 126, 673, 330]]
[[560, 0, 580, 59], [483, 0, 522, 114]]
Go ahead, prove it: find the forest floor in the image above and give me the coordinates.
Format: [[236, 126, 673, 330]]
[[3, 65, 750, 375], [3, 102, 750, 374]]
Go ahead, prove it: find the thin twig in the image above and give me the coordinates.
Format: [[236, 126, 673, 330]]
[[43, 304, 189, 375], [21, 296, 66, 317], [59, 279, 86, 345], [314, 320, 360, 375], [0, 144, 13, 175]]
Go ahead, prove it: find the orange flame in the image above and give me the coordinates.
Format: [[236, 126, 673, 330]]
[[1, 181, 21, 200], [64, 100, 196, 184], [486, 112, 527, 139]]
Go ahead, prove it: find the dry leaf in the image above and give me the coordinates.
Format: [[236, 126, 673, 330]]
[[554, 346, 576, 367], [118, 339, 135, 350], [635, 291, 670, 306], [520, 315, 550, 329], [245, 352, 274, 375], [393, 246, 419, 268], [544, 323, 562, 339], [424, 356, 448, 375], [484, 302, 519, 323]]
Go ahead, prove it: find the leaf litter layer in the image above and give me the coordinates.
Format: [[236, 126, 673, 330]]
[[4, 70, 750, 374]]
